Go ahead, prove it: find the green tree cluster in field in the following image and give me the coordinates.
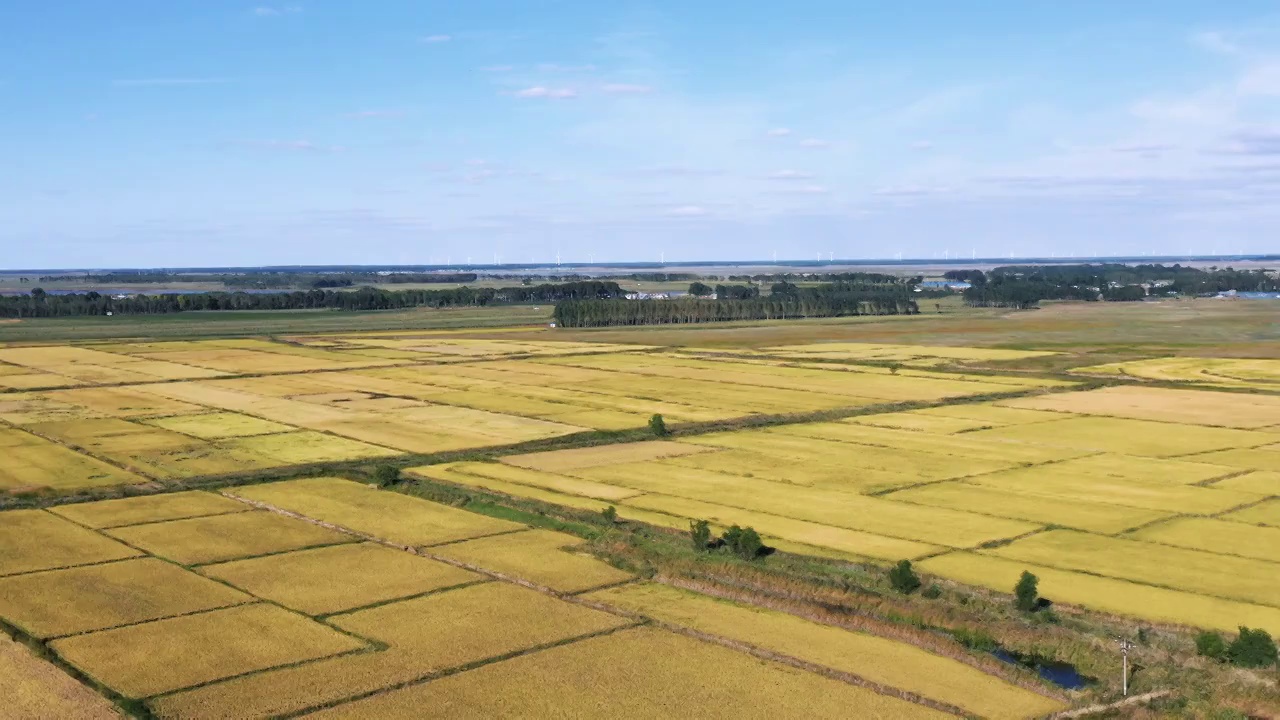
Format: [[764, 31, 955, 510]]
[[0, 281, 623, 318], [1197, 627, 1278, 668]]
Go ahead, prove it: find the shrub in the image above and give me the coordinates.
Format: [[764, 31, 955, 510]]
[[1228, 627, 1278, 668], [648, 414, 668, 436], [601, 505, 618, 524], [373, 465, 401, 487], [922, 584, 942, 599], [952, 627, 998, 652], [690, 520, 711, 552], [721, 525, 764, 560], [888, 560, 921, 595], [1014, 571, 1039, 612], [1195, 631, 1227, 661]]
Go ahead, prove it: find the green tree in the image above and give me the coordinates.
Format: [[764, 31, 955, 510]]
[[648, 414, 669, 436], [688, 281, 714, 296], [601, 505, 618, 524], [373, 465, 401, 487], [721, 525, 763, 560], [1195, 631, 1227, 661], [690, 519, 711, 551], [1228, 627, 1278, 668], [888, 559, 921, 594], [1014, 571, 1039, 612]]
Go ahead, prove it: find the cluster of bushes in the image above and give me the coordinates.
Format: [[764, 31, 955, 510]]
[[689, 519, 766, 560], [1196, 627, 1278, 668]]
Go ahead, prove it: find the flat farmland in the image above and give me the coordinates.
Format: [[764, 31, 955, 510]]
[[1072, 356, 1280, 392], [0, 477, 1037, 718]]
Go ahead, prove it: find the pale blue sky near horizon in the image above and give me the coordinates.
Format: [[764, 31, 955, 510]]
[[4, 1, 1280, 268]]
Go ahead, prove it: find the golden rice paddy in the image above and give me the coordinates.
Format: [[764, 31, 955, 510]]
[[587, 583, 1063, 719], [1072, 356, 1280, 392], [105, 510, 355, 565], [1, 634, 119, 719], [200, 542, 480, 615], [427, 529, 633, 593], [48, 490, 249, 528], [304, 627, 949, 720], [0, 511, 141, 576], [51, 603, 367, 698], [0, 558, 250, 638]]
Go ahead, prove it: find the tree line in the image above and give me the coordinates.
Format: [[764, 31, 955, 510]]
[[958, 263, 1276, 308], [0, 281, 622, 318], [553, 288, 918, 327]]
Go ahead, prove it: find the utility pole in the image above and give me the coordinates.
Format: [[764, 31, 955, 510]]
[[1118, 638, 1135, 696]]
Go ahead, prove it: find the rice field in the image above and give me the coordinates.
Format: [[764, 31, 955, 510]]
[[1072, 356, 1280, 392], [0, 472, 1060, 717], [587, 583, 1064, 719], [2, 635, 119, 719], [4, 330, 1280, 712]]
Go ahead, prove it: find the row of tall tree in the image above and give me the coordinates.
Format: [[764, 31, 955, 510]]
[[958, 263, 1276, 308], [553, 291, 918, 327], [0, 281, 622, 318]]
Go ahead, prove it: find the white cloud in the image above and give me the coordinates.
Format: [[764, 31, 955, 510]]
[[421, 34, 452, 44], [766, 128, 792, 137], [767, 170, 814, 180], [602, 83, 654, 94], [537, 63, 597, 73], [799, 138, 831, 148], [252, 5, 301, 16], [513, 86, 577, 99]]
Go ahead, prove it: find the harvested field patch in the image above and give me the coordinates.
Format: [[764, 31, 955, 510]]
[[425, 462, 643, 501], [48, 491, 249, 529], [406, 466, 691, 531], [428, 529, 632, 592], [1, 635, 119, 719], [502, 441, 710, 472], [987, 529, 1280, 607], [330, 582, 629, 663], [573, 462, 1040, 547], [885, 482, 1170, 535], [150, 645, 422, 720], [909, 403, 1065, 426], [965, 467, 1262, 514], [306, 626, 947, 720], [230, 477, 523, 547], [1128, 517, 1280, 563], [920, 552, 1280, 636], [44, 387, 205, 419], [760, 341, 1057, 362], [588, 583, 1062, 719], [621, 494, 942, 561], [1222, 499, 1280, 527], [28, 418, 200, 455], [845, 411, 999, 434], [1001, 385, 1280, 429], [0, 558, 250, 638], [219, 431, 400, 465], [1038, 453, 1238, 485], [1190, 447, 1280, 471], [106, 511, 354, 565], [0, 427, 147, 493], [143, 412, 294, 439], [0, 511, 140, 577], [0, 371, 82, 390], [1210, 470, 1280, 494], [201, 542, 479, 615], [769, 422, 1089, 465], [1072, 356, 1280, 392], [964, 417, 1272, 457], [52, 603, 366, 698]]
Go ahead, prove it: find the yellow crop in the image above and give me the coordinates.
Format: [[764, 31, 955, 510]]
[[201, 542, 479, 615], [0, 428, 147, 493], [1222, 498, 1280, 527], [0, 510, 140, 577], [0, 558, 249, 638], [1129, 517, 1280, 563], [143, 412, 293, 439], [2, 635, 119, 719], [428, 529, 632, 593], [988, 529, 1280, 607], [52, 603, 366, 698], [106, 510, 354, 565], [230, 477, 523, 547], [306, 627, 948, 720], [920, 552, 1280, 635], [1004, 385, 1280, 429], [505, 441, 710, 472], [589, 583, 1062, 719], [49, 490, 248, 529], [886, 482, 1170, 535]]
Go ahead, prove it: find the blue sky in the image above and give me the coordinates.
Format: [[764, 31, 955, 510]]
[[4, 1, 1280, 268]]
